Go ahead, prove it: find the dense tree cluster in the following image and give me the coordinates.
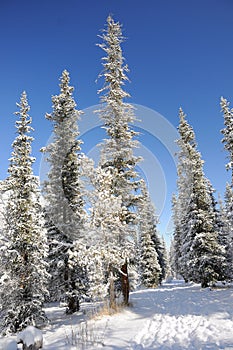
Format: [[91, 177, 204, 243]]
[[171, 106, 233, 287], [0, 16, 168, 334], [0, 14, 232, 336]]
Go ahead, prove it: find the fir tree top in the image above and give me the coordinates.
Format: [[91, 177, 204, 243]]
[[221, 97, 233, 184], [96, 15, 142, 223], [8, 91, 35, 180], [97, 15, 130, 101], [178, 107, 196, 148]]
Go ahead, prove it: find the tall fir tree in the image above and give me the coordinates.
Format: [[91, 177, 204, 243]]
[[0, 184, 6, 245], [97, 15, 142, 225], [41, 70, 87, 312], [221, 97, 233, 185], [89, 166, 133, 307], [139, 182, 161, 288], [96, 15, 142, 304], [42, 70, 86, 238], [0, 92, 49, 334], [171, 194, 183, 278], [218, 191, 233, 279], [172, 108, 197, 281], [173, 108, 226, 287], [220, 97, 233, 280], [169, 238, 177, 278], [157, 236, 170, 283]]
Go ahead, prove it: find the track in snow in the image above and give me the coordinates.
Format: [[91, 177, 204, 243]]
[[2, 280, 233, 349], [102, 280, 233, 350], [132, 312, 233, 349]]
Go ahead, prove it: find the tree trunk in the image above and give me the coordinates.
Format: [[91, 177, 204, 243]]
[[201, 279, 209, 288], [66, 293, 80, 314], [121, 258, 129, 305], [109, 267, 116, 310], [64, 252, 80, 314]]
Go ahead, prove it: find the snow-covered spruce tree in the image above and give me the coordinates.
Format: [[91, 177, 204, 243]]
[[173, 108, 226, 287], [0, 92, 49, 334], [169, 238, 177, 278], [41, 70, 87, 312], [221, 97, 233, 185], [69, 240, 108, 302], [0, 183, 6, 246], [64, 157, 111, 304], [172, 108, 197, 281], [221, 184, 233, 279], [206, 181, 221, 234], [42, 69, 86, 237], [139, 182, 161, 288], [89, 166, 134, 308], [85, 246, 108, 301], [158, 236, 170, 282], [206, 182, 230, 281], [171, 194, 182, 278], [220, 97, 233, 280], [150, 220, 169, 284], [188, 153, 226, 287], [96, 15, 142, 304]]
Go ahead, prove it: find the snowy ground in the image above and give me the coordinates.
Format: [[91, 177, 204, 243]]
[[1, 280, 233, 349]]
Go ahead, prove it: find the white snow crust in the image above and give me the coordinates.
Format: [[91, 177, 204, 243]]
[[1, 280, 233, 349], [17, 326, 43, 346], [2, 339, 18, 350]]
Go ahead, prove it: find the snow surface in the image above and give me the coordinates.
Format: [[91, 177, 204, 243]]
[[1, 339, 17, 350], [1, 280, 233, 349], [17, 326, 43, 347]]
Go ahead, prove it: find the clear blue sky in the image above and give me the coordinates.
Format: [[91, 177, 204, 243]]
[[1, 0, 233, 242]]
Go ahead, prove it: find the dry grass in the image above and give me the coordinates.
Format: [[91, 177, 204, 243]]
[[65, 299, 133, 348], [90, 300, 133, 320]]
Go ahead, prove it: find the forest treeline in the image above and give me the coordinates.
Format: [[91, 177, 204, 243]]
[[0, 15, 232, 336]]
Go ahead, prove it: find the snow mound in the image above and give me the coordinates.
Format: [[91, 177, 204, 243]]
[[17, 326, 43, 348]]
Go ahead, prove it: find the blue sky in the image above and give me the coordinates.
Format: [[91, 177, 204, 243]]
[[1, 0, 233, 242]]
